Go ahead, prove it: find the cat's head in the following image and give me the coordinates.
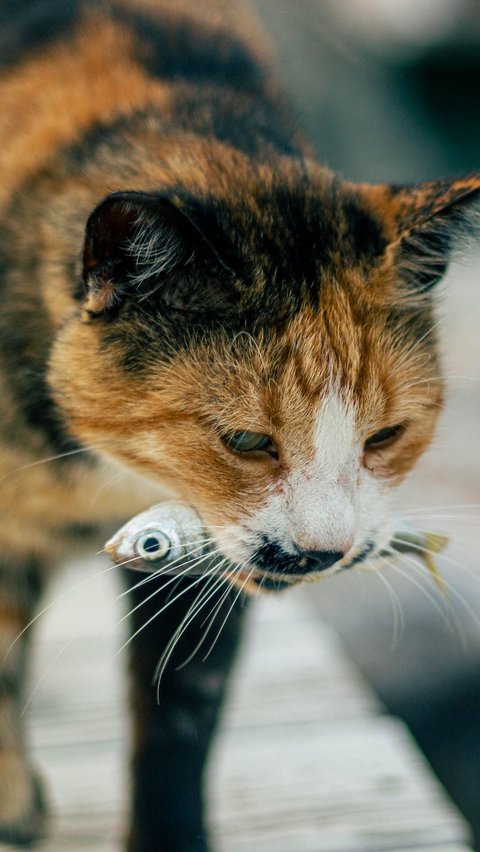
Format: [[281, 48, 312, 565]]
[[51, 160, 480, 591]]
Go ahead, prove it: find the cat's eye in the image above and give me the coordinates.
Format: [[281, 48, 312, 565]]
[[365, 424, 405, 450], [222, 430, 275, 455]]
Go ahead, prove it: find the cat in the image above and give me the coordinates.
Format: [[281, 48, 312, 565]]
[[0, 0, 479, 849]]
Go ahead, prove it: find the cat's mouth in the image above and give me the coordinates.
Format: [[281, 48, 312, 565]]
[[224, 537, 382, 594]]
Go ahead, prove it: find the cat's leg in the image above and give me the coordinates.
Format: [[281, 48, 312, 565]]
[[124, 571, 248, 852], [0, 554, 48, 846]]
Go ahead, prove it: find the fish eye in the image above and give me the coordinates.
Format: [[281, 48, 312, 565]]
[[222, 430, 276, 455], [135, 531, 171, 561], [364, 424, 405, 451]]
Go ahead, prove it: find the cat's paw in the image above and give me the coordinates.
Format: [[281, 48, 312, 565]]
[[0, 750, 48, 847]]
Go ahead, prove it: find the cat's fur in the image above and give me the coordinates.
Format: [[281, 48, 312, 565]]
[[0, 0, 479, 848]]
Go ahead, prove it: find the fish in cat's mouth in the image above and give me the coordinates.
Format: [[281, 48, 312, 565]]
[[105, 503, 447, 595], [105, 501, 368, 594]]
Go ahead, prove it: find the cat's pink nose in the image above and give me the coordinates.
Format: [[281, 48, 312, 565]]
[[294, 533, 355, 560]]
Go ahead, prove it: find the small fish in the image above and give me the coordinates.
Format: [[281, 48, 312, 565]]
[[105, 503, 449, 592]]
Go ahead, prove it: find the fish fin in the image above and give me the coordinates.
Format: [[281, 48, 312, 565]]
[[421, 531, 448, 597], [423, 531, 449, 554]]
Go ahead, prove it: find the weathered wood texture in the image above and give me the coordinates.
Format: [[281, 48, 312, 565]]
[[2, 560, 469, 851]]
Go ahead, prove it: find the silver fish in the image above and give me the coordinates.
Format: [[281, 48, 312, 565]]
[[105, 502, 449, 591], [105, 502, 211, 575]]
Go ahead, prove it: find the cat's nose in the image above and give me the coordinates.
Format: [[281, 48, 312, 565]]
[[300, 549, 344, 572]]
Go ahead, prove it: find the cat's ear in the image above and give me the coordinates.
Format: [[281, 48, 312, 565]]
[[82, 191, 233, 316], [365, 175, 480, 297]]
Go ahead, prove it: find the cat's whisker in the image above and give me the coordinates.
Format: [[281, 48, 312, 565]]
[[5, 558, 125, 659], [199, 564, 239, 630], [154, 563, 234, 690], [402, 502, 480, 515], [399, 373, 480, 390], [103, 551, 160, 572], [381, 555, 452, 630], [113, 540, 219, 599], [371, 565, 406, 650], [97, 534, 218, 559], [173, 558, 250, 671], [391, 536, 479, 581], [163, 569, 203, 605], [116, 547, 224, 623], [387, 349, 431, 380], [0, 442, 107, 485], [153, 570, 227, 683], [113, 561, 222, 659], [393, 553, 470, 649], [171, 562, 234, 671], [399, 517, 480, 527], [201, 564, 254, 663], [117, 547, 224, 623], [114, 574, 207, 662], [88, 470, 130, 509], [114, 558, 193, 603], [10, 541, 221, 663]]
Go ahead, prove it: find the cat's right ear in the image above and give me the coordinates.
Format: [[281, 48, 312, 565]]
[[358, 174, 480, 302], [82, 191, 234, 316]]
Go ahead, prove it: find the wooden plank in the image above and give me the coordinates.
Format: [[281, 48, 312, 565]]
[[0, 559, 468, 852], [209, 718, 470, 851], [222, 590, 379, 730], [209, 594, 471, 852]]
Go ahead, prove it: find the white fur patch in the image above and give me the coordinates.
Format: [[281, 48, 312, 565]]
[[224, 391, 395, 574]]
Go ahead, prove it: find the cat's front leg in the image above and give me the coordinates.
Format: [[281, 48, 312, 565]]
[[0, 555, 49, 847], [124, 570, 247, 852]]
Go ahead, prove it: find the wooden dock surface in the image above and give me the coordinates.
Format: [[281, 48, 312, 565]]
[[0, 557, 470, 852]]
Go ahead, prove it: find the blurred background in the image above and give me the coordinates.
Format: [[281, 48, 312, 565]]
[[256, 0, 480, 181], [253, 0, 480, 844]]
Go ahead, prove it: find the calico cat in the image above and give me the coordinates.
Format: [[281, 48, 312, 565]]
[[0, 0, 479, 849]]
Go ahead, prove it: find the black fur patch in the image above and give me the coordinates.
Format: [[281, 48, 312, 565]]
[[253, 537, 305, 576], [344, 540, 375, 568], [64, 90, 300, 173], [115, 6, 265, 95], [73, 174, 394, 374], [0, 0, 80, 68], [0, 554, 46, 611], [170, 86, 301, 158], [342, 198, 388, 263], [124, 570, 247, 849]]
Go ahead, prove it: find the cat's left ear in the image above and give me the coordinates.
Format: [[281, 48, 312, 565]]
[[364, 175, 480, 296], [82, 190, 234, 316]]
